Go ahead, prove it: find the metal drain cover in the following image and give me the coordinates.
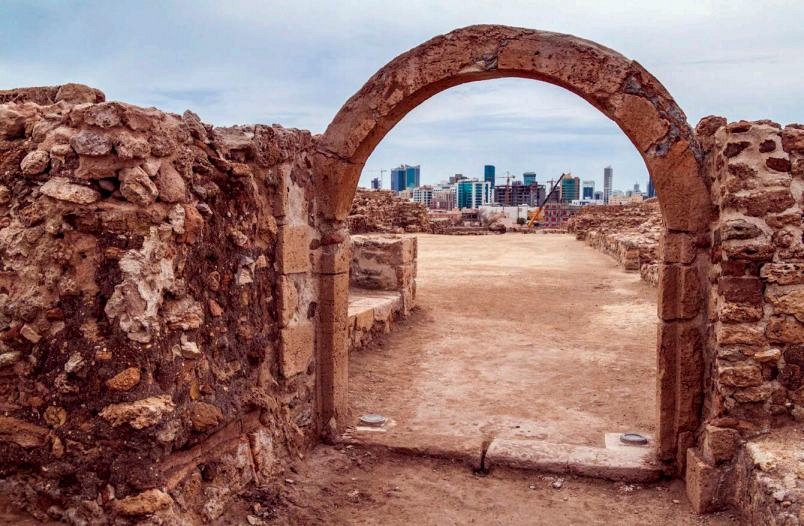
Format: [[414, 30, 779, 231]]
[[620, 433, 649, 446], [359, 414, 387, 427]]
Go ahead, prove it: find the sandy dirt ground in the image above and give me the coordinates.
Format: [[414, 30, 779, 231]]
[[258, 445, 735, 525], [350, 233, 658, 447]]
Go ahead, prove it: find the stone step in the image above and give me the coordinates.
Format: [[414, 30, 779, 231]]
[[338, 428, 665, 483]]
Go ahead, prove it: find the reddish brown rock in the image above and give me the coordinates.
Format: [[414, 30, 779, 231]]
[[105, 367, 141, 392], [114, 489, 173, 516], [761, 263, 804, 285], [765, 157, 791, 173], [723, 141, 751, 158], [70, 130, 113, 156], [20, 149, 50, 175], [718, 363, 763, 387], [0, 416, 49, 448], [766, 316, 804, 343], [718, 277, 763, 305], [701, 425, 740, 464], [188, 402, 224, 432]]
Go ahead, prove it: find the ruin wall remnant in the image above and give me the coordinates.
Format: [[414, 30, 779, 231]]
[[0, 84, 320, 522]]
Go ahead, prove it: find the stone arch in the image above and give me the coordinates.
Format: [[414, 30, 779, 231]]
[[313, 25, 711, 473]]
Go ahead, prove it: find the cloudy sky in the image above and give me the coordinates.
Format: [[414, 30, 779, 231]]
[[2, 1, 803, 192]]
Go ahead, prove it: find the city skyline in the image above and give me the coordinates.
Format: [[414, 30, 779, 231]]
[[363, 159, 644, 197]]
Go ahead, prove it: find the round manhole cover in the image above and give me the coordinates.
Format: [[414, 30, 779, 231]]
[[359, 414, 387, 427], [620, 433, 649, 446]]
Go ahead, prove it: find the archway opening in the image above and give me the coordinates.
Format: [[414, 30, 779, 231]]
[[345, 77, 660, 467], [314, 25, 710, 473]]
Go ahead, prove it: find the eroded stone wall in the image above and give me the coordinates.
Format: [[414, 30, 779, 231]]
[[686, 118, 804, 516], [0, 84, 319, 523], [567, 201, 662, 285]]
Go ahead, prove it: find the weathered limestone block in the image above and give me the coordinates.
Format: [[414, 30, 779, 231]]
[[70, 129, 113, 156], [278, 224, 311, 274], [766, 288, 804, 321], [717, 277, 763, 305], [277, 275, 299, 327], [280, 322, 314, 378], [686, 448, 728, 514], [104, 227, 176, 343], [350, 234, 418, 292], [658, 264, 702, 320], [761, 263, 804, 285], [716, 323, 766, 347], [719, 302, 763, 323], [20, 149, 50, 175], [766, 316, 804, 344]]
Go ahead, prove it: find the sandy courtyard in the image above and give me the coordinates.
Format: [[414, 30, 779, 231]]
[[349, 233, 658, 447]]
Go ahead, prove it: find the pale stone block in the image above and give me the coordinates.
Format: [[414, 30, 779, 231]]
[[280, 322, 314, 378], [277, 225, 311, 274]]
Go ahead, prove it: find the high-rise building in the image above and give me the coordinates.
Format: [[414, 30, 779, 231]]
[[494, 181, 541, 207], [455, 179, 493, 209], [370, 177, 381, 190], [593, 190, 604, 201], [391, 166, 405, 192], [603, 166, 613, 204], [647, 176, 656, 198], [523, 172, 537, 186], [390, 164, 420, 192], [484, 165, 495, 188], [412, 185, 434, 207], [582, 180, 595, 199], [633, 182, 641, 194], [449, 174, 467, 184], [560, 175, 581, 203], [431, 186, 455, 210]]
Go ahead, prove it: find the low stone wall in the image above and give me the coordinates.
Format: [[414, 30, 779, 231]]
[[567, 201, 661, 286], [348, 235, 417, 351], [347, 189, 433, 234]]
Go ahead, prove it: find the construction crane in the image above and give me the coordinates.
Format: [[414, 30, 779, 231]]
[[526, 172, 567, 228], [363, 169, 387, 189]]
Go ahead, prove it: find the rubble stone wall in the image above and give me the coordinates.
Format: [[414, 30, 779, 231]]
[[567, 201, 662, 286], [685, 118, 804, 515], [0, 85, 319, 523], [347, 189, 434, 234]]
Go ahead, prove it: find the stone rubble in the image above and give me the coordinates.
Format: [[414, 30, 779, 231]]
[[347, 188, 435, 234]]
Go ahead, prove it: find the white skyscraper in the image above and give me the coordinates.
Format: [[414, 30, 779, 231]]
[[603, 166, 613, 204]]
